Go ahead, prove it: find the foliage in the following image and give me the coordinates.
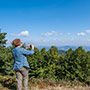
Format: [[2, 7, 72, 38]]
[[27, 46, 90, 82], [0, 46, 14, 75], [0, 29, 7, 47], [58, 50, 66, 55], [0, 30, 14, 75]]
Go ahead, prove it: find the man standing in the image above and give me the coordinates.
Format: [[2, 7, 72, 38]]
[[12, 39, 34, 90]]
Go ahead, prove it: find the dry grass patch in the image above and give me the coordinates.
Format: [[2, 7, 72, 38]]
[[0, 76, 90, 90]]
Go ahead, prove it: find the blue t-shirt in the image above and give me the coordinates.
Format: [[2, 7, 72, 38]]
[[12, 47, 34, 70]]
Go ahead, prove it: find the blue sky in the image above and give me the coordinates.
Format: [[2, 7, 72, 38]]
[[0, 0, 90, 46]]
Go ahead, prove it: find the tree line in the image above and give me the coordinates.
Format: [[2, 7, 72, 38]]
[[0, 30, 90, 83]]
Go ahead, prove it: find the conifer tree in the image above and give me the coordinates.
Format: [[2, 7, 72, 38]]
[[0, 29, 7, 47]]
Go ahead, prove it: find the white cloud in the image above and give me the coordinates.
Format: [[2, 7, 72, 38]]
[[67, 33, 71, 35], [42, 38, 59, 43], [42, 40, 46, 42], [86, 30, 90, 33], [10, 30, 29, 37], [87, 39, 90, 42], [77, 32, 86, 36], [71, 38, 75, 40], [41, 30, 63, 37], [53, 38, 57, 41], [51, 38, 59, 42]]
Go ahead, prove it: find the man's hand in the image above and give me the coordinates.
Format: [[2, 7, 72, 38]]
[[26, 44, 34, 50], [31, 45, 34, 50], [26, 44, 31, 49]]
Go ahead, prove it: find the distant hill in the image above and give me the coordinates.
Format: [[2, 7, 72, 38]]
[[37, 46, 90, 51], [58, 46, 77, 51]]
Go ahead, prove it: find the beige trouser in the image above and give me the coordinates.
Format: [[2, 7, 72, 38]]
[[15, 67, 28, 90]]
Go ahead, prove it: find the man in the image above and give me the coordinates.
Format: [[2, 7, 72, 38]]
[[12, 39, 34, 90]]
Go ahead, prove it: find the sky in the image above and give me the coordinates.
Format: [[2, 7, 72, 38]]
[[0, 0, 90, 46]]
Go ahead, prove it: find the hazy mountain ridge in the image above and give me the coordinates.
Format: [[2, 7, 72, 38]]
[[37, 46, 90, 51]]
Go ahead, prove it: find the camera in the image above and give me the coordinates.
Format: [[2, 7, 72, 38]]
[[29, 45, 32, 48]]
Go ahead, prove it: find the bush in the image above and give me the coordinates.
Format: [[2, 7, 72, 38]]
[[0, 43, 90, 83]]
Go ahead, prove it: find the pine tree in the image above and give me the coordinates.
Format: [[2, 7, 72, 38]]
[[0, 29, 7, 47]]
